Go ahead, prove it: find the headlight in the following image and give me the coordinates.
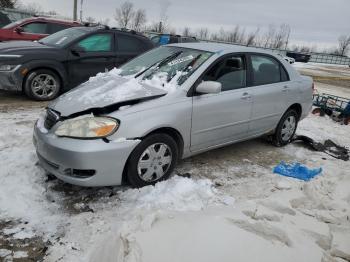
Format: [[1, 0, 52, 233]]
[[0, 64, 18, 71], [55, 116, 119, 139]]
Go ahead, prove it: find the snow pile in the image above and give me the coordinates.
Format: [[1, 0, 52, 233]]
[[119, 176, 234, 211]]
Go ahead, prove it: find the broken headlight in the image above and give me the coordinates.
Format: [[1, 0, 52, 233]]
[[55, 116, 119, 139]]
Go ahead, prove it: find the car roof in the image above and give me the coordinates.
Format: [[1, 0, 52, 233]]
[[22, 16, 80, 25], [167, 42, 273, 55]]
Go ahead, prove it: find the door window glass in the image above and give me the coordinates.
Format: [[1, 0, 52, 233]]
[[251, 55, 287, 85], [77, 34, 112, 52], [48, 23, 70, 34], [117, 35, 143, 52], [22, 22, 48, 34], [202, 56, 246, 91]]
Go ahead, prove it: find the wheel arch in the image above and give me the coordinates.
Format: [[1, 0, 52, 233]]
[[287, 103, 302, 120], [121, 126, 185, 184], [21, 66, 64, 92]]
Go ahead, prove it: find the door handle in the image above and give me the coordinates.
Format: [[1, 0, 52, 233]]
[[241, 92, 251, 100]]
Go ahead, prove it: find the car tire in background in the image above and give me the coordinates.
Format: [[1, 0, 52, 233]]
[[272, 109, 299, 146], [127, 133, 179, 188], [24, 69, 61, 101]]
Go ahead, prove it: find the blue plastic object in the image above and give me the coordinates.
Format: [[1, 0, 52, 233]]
[[273, 161, 322, 181]]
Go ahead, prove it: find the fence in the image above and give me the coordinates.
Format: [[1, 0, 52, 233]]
[[199, 38, 350, 65], [309, 53, 350, 65]]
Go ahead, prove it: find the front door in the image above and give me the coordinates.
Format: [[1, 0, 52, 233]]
[[191, 55, 253, 152], [67, 33, 116, 88]]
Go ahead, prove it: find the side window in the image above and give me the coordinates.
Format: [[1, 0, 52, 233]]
[[117, 35, 143, 52], [251, 55, 288, 85], [77, 33, 112, 52], [202, 55, 246, 92], [48, 23, 70, 34], [22, 22, 48, 34]]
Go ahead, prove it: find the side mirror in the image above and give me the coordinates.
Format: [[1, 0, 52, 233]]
[[71, 45, 86, 56], [196, 81, 222, 94], [15, 27, 24, 34]]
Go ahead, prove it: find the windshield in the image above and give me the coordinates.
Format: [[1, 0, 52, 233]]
[[119, 46, 213, 85], [39, 27, 88, 47]]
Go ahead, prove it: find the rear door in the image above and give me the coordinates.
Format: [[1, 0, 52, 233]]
[[115, 33, 146, 66], [67, 32, 116, 88], [247, 54, 290, 135], [191, 54, 253, 152]]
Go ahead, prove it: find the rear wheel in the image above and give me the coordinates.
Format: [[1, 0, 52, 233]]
[[272, 109, 298, 146], [24, 69, 61, 101], [126, 134, 178, 188]]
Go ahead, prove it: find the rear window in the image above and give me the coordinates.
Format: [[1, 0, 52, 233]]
[[48, 23, 71, 34], [117, 35, 144, 52], [251, 55, 289, 85]]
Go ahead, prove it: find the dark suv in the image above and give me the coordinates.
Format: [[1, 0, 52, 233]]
[[0, 26, 154, 100]]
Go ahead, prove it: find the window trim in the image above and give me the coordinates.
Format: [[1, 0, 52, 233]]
[[188, 52, 251, 97], [246, 53, 290, 87]]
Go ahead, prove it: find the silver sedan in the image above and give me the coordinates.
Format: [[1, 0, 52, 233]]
[[33, 43, 313, 187]]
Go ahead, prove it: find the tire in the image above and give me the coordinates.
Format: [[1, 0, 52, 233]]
[[24, 69, 61, 101], [272, 109, 298, 147], [126, 133, 178, 188]]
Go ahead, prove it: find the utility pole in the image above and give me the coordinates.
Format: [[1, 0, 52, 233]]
[[73, 0, 78, 21], [80, 0, 84, 22]]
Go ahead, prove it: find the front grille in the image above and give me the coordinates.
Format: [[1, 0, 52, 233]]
[[44, 109, 60, 130], [64, 168, 96, 178]]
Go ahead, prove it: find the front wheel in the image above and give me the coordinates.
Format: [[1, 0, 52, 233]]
[[126, 134, 178, 188], [272, 109, 298, 146], [24, 69, 61, 101]]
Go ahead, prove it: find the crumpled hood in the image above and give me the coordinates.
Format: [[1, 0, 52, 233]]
[[49, 70, 168, 117]]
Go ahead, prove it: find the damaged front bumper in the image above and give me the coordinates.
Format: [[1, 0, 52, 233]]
[[33, 124, 140, 187]]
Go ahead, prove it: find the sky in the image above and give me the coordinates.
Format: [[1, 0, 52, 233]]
[[19, 0, 350, 49]]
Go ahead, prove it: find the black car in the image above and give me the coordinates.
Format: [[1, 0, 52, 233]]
[[0, 26, 154, 100]]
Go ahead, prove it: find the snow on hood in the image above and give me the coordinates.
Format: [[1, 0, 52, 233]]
[[49, 69, 169, 117]]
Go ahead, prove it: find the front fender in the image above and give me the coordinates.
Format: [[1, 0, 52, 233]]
[[21, 60, 68, 89]]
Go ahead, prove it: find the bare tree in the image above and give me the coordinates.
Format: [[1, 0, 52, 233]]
[[98, 18, 110, 26], [337, 35, 350, 56], [85, 16, 96, 23], [246, 27, 260, 46], [114, 1, 134, 28], [17, 2, 42, 14], [183, 27, 190, 37], [0, 0, 17, 8], [197, 27, 209, 40], [272, 23, 290, 49], [262, 24, 276, 48], [132, 8, 146, 31]]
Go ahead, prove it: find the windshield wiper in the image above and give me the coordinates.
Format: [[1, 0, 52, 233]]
[[134, 51, 183, 78]]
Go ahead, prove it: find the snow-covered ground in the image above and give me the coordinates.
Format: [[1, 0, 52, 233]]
[[1, 83, 350, 262]]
